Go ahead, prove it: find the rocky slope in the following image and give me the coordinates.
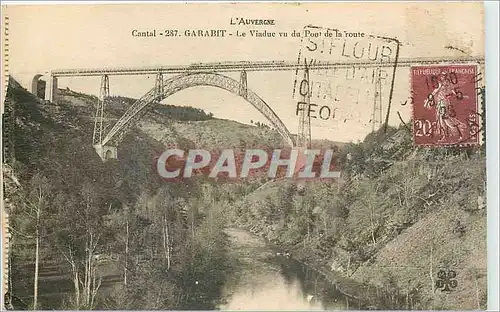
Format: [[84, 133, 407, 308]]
[[228, 122, 487, 310]]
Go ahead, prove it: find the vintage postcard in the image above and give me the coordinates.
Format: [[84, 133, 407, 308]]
[[0, 2, 495, 311]]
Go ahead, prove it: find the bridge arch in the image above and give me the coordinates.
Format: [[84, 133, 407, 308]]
[[31, 73, 58, 102], [32, 74, 47, 99], [101, 72, 294, 147]]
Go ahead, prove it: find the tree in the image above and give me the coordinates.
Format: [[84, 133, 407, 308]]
[[174, 207, 233, 310], [360, 183, 384, 246], [22, 173, 52, 310], [52, 183, 108, 309], [104, 205, 132, 286]]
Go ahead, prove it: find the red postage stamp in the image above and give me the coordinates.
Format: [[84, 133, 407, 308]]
[[411, 64, 480, 146]]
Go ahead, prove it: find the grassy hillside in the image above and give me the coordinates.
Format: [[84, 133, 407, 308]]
[[1, 79, 248, 309], [2, 79, 487, 310], [226, 124, 487, 310], [56, 89, 287, 150], [56, 89, 344, 151]]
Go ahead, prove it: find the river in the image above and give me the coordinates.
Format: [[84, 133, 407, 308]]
[[219, 228, 364, 310]]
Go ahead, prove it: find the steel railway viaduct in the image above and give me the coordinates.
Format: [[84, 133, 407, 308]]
[[31, 57, 484, 161]]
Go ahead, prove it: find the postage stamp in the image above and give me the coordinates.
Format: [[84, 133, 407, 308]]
[[411, 64, 480, 146]]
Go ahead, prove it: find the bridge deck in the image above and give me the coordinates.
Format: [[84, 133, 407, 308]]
[[51, 57, 485, 77]]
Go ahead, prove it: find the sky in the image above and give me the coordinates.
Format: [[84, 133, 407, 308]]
[[3, 2, 485, 142]]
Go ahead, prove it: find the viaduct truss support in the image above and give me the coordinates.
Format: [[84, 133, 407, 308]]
[[296, 62, 311, 148], [239, 70, 247, 99], [154, 72, 165, 102], [371, 69, 383, 132], [93, 74, 118, 161]]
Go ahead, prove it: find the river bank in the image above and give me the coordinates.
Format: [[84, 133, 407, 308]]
[[219, 228, 376, 310]]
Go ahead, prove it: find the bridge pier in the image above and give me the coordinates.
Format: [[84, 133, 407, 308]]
[[239, 70, 247, 99], [154, 72, 164, 101], [48, 75, 58, 103], [94, 144, 118, 161], [371, 71, 383, 132], [93, 75, 110, 145], [91, 75, 117, 161], [296, 63, 311, 148]]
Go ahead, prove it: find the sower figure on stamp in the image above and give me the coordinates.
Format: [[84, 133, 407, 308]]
[[424, 72, 467, 142]]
